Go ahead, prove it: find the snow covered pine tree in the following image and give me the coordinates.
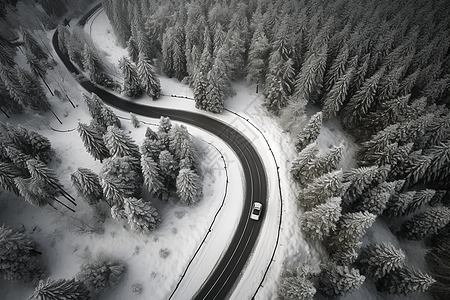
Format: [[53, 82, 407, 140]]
[[0, 225, 47, 285], [28, 278, 90, 300]]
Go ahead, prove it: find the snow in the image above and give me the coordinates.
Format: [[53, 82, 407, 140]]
[[0, 4, 433, 300]]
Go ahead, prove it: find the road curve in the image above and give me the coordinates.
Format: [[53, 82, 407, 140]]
[[52, 5, 268, 300]]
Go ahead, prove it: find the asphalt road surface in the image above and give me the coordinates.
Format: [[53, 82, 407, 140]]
[[52, 7, 268, 298]]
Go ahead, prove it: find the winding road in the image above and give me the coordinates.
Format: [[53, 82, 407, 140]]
[[52, 3, 268, 300]]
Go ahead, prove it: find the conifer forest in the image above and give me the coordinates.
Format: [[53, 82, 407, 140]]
[[1, 0, 450, 299]]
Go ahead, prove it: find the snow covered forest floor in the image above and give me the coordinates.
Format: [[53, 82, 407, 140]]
[[0, 2, 439, 300]]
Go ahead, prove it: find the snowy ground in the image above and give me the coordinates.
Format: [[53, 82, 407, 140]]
[[0, 3, 432, 300]]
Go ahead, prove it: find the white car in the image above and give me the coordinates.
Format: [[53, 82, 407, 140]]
[[250, 202, 263, 220]]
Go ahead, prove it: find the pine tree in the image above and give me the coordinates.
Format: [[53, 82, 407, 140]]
[[383, 191, 415, 218], [207, 1, 229, 38], [223, 4, 249, 79], [136, 26, 156, 60], [184, 3, 207, 74], [26, 159, 72, 204], [21, 126, 53, 163], [67, 27, 85, 70], [355, 94, 411, 139], [103, 126, 141, 159], [341, 66, 385, 129], [118, 56, 143, 97], [317, 262, 365, 299], [357, 125, 401, 164], [277, 268, 316, 300], [404, 153, 432, 187], [205, 69, 227, 114], [110, 204, 127, 221], [1, 123, 52, 163], [279, 97, 308, 135], [301, 197, 342, 241], [222, 28, 247, 81], [27, 278, 90, 300], [328, 19, 352, 62], [263, 50, 295, 115], [246, 21, 269, 85], [83, 44, 112, 87], [0, 44, 15, 68], [6, 146, 33, 175], [128, 112, 139, 128], [158, 116, 172, 134], [100, 176, 127, 208], [296, 146, 343, 186], [98, 105, 121, 131], [76, 254, 125, 293], [0, 80, 22, 115], [299, 170, 343, 210], [423, 113, 450, 149], [399, 206, 450, 241], [341, 165, 391, 206], [0, 225, 47, 284], [21, 28, 49, 62], [367, 142, 413, 174], [376, 65, 407, 103], [321, 66, 355, 121], [399, 68, 420, 96], [145, 126, 159, 140], [141, 136, 165, 160], [193, 45, 211, 110], [176, 168, 203, 206], [323, 44, 350, 93], [355, 242, 406, 281], [178, 144, 198, 171], [56, 25, 70, 55], [70, 168, 103, 206], [24, 49, 47, 82], [77, 122, 110, 163], [376, 266, 435, 295], [102, 0, 131, 47], [423, 75, 450, 103], [124, 197, 161, 233], [15, 66, 49, 113], [354, 181, 400, 215], [261, 2, 277, 41], [327, 211, 376, 254], [83, 93, 103, 121], [1, 122, 28, 154], [205, 48, 231, 113], [141, 156, 165, 200], [295, 112, 322, 152], [293, 43, 328, 104], [395, 112, 435, 148], [162, 24, 187, 81], [212, 23, 227, 56], [126, 36, 139, 63], [137, 53, 161, 100], [425, 231, 450, 298], [0, 162, 22, 195], [310, 146, 343, 179], [100, 156, 143, 206], [426, 141, 450, 184], [169, 124, 194, 161], [402, 189, 436, 216], [159, 150, 177, 184], [290, 143, 318, 184], [331, 247, 360, 266], [0, 65, 29, 113]]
